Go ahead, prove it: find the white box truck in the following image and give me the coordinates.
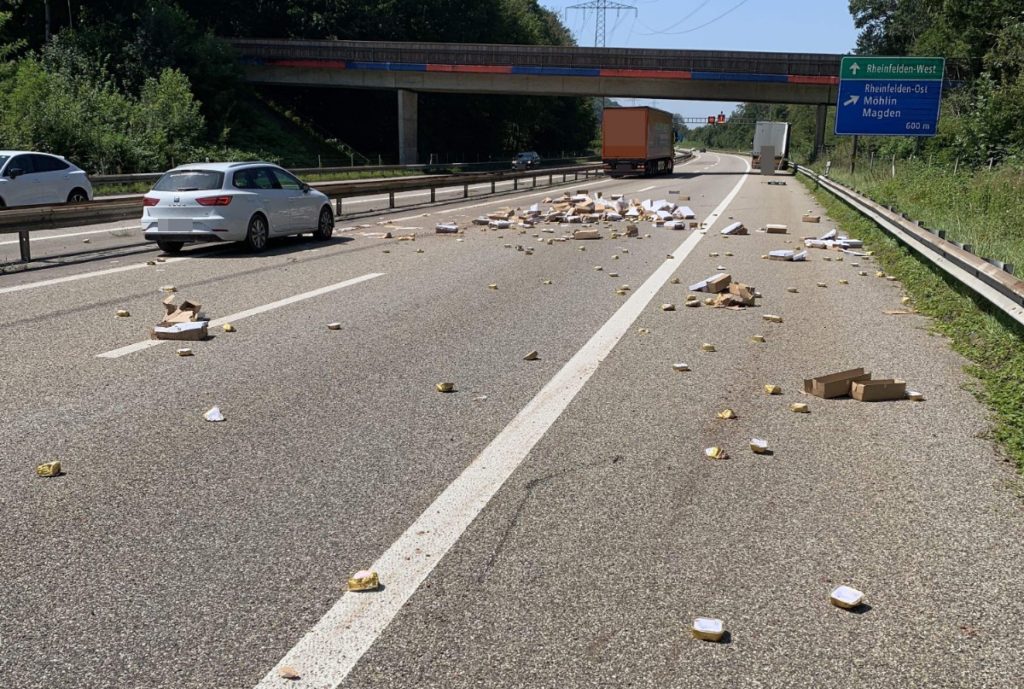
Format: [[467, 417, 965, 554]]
[[751, 121, 791, 170]]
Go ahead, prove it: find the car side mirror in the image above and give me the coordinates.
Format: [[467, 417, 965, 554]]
[[7, 168, 24, 179], [301, 183, 310, 193]]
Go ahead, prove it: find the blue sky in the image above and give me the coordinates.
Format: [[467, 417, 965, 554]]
[[539, 0, 860, 120]]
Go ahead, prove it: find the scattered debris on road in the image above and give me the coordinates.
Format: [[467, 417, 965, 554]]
[[176, 347, 193, 357], [804, 368, 871, 399], [750, 438, 770, 454], [790, 403, 810, 413], [278, 665, 301, 681], [717, 409, 737, 420], [116, 309, 130, 318], [151, 296, 206, 341], [764, 384, 782, 395], [203, 406, 225, 422], [436, 383, 455, 393], [36, 460, 62, 477], [802, 213, 821, 223], [327, 322, 342, 331], [222, 323, 236, 333], [704, 447, 728, 460], [701, 343, 716, 352], [435, 223, 459, 234], [347, 570, 381, 592], [830, 585, 865, 609], [523, 351, 539, 361], [692, 617, 726, 641], [851, 379, 907, 401], [673, 363, 690, 372]]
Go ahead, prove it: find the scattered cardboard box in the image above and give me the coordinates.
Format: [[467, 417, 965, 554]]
[[851, 379, 907, 402], [721, 222, 747, 236], [802, 214, 821, 223], [689, 273, 731, 293], [573, 229, 601, 240], [803, 368, 871, 399], [765, 224, 788, 234]]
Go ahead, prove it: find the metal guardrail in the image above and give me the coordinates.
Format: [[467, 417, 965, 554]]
[[795, 164, 1024, 327], [0, 162, 609, 263]]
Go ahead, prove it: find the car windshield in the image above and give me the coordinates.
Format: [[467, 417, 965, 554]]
[[153, 170, 224, 192]]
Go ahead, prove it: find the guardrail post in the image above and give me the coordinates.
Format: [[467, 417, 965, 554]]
[[513, 178, 518, 190], [532, 176, 537, 188], [574, 172, 578, 181], [491, 180, 495, 193], [549, 174, 553, 185], [336, 198, 342, 216], [389, 191, 395, 209], [464, 184, 469, 198], [562, 173, 566, 183], [430, 188, 436, 203], [19, 230, 30, 262]]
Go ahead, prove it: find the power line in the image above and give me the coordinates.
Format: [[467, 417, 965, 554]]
[[566, 0, 638, 47], [637, 0, 751, 36]]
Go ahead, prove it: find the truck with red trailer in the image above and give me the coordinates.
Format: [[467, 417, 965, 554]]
[[601, 106, 675, 177]]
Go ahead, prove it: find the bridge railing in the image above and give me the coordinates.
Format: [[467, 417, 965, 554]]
[[228, 38, 844, 76]]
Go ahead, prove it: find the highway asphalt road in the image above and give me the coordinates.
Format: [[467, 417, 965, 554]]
[[2, 153, 1022, 689]]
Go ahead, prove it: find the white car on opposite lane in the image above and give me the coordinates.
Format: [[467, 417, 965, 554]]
[[141, 162, 334, 254], [0, 151, 93, 208]]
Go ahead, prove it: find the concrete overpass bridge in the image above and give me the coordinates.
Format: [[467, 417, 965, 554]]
[[230, 39, 845, 164]]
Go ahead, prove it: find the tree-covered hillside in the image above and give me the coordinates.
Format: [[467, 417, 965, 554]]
[[0, 1, 597, 173]]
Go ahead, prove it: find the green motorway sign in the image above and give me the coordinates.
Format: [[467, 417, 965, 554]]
[[840, 56, 945, 81]]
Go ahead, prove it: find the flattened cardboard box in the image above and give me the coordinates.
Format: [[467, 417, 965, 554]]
[[851, 379, 906, 402], [803, 368, 871, 399]]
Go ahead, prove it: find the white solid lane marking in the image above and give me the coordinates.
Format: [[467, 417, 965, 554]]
[[637, 185, 657, 192], [0, 225, 137, 246], [254, 155, 751, 689], [95, 273, 384, 359], [0, 257, 191, 296]]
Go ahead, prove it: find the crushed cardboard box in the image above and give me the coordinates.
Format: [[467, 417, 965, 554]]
[[150, 296, 207, 341], [804, 368, 871, 399]]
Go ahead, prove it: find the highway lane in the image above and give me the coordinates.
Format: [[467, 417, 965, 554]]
[[1, 153, 1021, 689]]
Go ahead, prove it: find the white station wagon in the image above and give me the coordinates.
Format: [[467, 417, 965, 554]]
[[141, 162, 334, 254], [0, 151, 93, 208]]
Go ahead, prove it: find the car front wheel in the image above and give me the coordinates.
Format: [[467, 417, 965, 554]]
[[244, 214, 269, 252], [313, 206, 334, 240]]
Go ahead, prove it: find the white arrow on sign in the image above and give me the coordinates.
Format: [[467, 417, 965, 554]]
[[844, 95, 860, 106], [850, 62, 861, 75]]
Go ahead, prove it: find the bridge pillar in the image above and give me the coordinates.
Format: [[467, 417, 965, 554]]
[[398, 89, 418, 165], [813, 104, 827, 162]]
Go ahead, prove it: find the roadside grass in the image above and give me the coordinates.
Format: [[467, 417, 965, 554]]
[[823, 159, 1024, 273], [799, 174, 1024, 473]]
